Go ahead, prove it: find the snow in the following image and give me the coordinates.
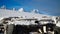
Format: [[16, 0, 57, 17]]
[[0, 9, 49, 20], [56, 23, 60, 27], [7, 20, 37, 25], [0, 8, 58, 26], [31, 9, 39, 13], [18, 8, 24, 12]]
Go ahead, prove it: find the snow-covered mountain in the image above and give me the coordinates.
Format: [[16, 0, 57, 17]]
[[0, 8, 52, 20], [1, 8, 60, 27]]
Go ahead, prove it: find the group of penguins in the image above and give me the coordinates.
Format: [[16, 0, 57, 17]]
[[0, 21, 58, 34], [12, 23, 57, 34]]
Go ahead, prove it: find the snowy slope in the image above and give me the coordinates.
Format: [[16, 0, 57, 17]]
[[0, 9, 50, 19], [1, 9, 60, 26]]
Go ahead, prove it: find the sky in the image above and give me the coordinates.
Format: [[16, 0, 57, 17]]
[[0, 0, 60, 16]]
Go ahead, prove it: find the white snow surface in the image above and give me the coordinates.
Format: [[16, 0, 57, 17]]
[[0, 9, 50, 19], [0, 9, 60, 27], [56, 23, 60, 27]]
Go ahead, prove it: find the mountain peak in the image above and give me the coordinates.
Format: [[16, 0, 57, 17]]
[[0, 5, 6, 9], [31, 9, 39, 13], [18, 8, 24, 12]]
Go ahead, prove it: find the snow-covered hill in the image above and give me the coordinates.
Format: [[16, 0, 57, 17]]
[[0, 9, 52, 20]]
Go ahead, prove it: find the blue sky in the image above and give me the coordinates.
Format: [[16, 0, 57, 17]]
[[0, 0, 60, 16]]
